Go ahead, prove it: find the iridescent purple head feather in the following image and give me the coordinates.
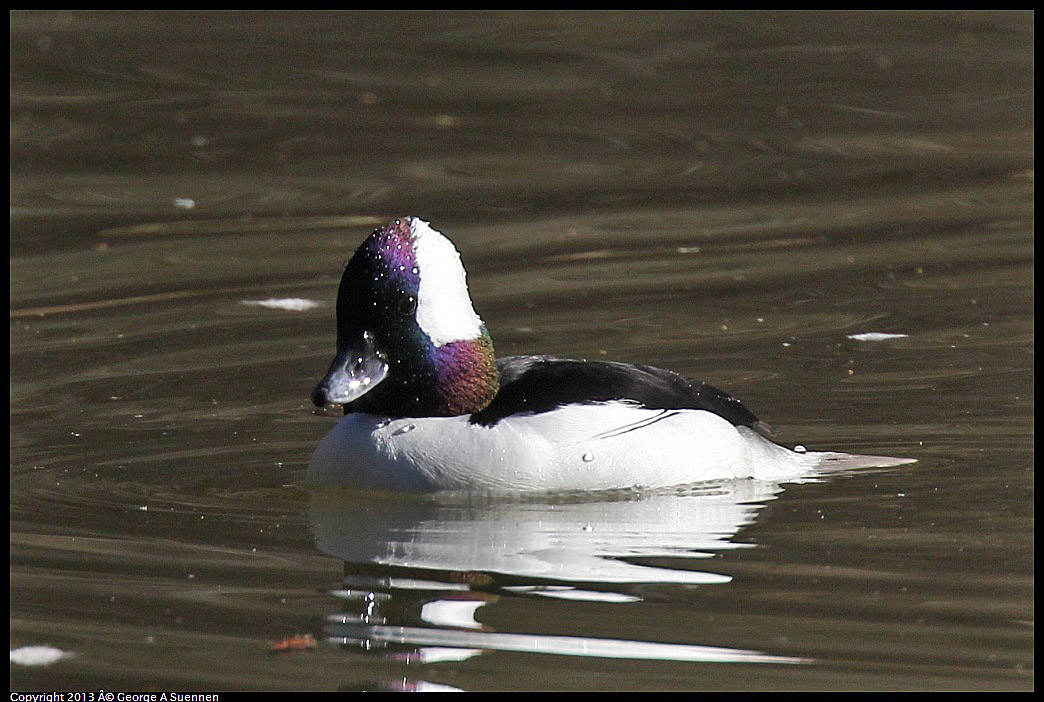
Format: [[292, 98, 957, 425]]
[[315, 217, 499, 417]]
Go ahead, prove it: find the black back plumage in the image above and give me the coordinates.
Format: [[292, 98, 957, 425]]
[[469, 355, 775, 437]]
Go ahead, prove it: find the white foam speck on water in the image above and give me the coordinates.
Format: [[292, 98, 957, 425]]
[[240, 298, 321, 311], [847, 332, 909, 341], [10, 645, 73, 666]]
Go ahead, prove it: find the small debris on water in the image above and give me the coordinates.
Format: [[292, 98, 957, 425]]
[[269, 633, 317, 654]]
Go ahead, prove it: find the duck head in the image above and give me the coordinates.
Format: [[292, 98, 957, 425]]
[[311, 217, 500, 417]]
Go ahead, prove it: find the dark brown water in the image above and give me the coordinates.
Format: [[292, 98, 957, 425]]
[[10, 11, 1032, 691]]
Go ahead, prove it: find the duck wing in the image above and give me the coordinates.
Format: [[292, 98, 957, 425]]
[[470, 355, 775, 438]]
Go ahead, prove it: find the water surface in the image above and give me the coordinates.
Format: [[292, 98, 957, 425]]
[[10, 11, 1032, 691]]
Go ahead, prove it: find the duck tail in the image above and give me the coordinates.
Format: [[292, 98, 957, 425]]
[[808, 451, 917, 471]]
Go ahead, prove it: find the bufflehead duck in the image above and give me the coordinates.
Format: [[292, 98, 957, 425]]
[[308, 217, 913, 492]]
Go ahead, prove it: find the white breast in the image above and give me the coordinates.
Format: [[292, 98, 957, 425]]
[[306, 403, 827, 492]]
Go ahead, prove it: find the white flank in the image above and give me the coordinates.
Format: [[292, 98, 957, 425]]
[[409, 217, 484, 347]]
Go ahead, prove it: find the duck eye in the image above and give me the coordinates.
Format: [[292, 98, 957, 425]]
[[398, 294, 417, 316]]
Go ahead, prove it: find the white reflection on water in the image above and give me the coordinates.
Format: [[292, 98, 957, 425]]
[[324, 619, 809, 665], [309, 479, 812, 667], [309, 480, 785, 584]]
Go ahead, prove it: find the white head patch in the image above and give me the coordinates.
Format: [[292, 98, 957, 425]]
[[408, 217, 484, 347]]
